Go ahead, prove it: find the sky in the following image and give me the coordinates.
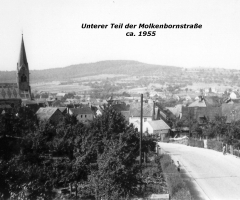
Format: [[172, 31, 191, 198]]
[[0, 0, 240, 71]]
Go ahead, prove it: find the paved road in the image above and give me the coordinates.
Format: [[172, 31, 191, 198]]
[[158, 142, 240, 200]]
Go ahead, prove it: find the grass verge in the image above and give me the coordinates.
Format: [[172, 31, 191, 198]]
[[156, 154, 192, 200]]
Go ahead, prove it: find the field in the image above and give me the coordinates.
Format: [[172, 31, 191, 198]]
[[31, 81, 91, 93]]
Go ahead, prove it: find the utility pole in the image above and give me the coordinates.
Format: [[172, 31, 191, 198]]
[[140, 94, 143, 166]]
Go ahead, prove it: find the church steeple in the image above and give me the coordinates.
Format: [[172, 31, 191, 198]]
[[17, 35, 30, 95], [17, 35, 28, 70]]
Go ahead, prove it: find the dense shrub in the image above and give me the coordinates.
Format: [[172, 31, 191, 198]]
[[207, 140, 222, 152], [189, 138, 204, 148]]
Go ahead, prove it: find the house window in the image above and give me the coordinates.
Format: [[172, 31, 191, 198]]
[[85, 115, 87, 118], [81, 115, 82, 118], [144, 118, 147, 122]]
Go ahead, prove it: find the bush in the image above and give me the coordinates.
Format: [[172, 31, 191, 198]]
[[207, 140, 222, 152]]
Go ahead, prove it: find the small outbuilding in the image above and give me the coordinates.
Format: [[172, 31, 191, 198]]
[[144, 120, 170, 141]]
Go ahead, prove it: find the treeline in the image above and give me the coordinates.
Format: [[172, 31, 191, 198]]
[[0, 106, 155, 199]]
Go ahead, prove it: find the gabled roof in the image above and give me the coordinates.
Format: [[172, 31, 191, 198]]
[[188, 96, 222, 108], [70, 107, 93, 115], [52, 100, 65, 107], [36, 107, 60, 121], [204, 96, 222, 107], [129, 103, 153, 117], [188, 99, 206, 107], [166, 104, 182, 117], [147, 120, 170, 130], [112, 104, 129, 112], [58, 107, 67, 113]]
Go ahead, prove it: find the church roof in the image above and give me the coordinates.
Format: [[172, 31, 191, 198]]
[[0, 83, 31, 99], [17, 35, 28, 70]]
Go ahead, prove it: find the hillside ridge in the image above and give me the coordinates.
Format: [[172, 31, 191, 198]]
[[0, 60, 180, 83]]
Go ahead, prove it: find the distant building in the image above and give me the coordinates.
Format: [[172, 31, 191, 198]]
[[36, 107, 63, 123], [129, 103, 154, 124], [229, 91, 240, 99], [56, 93, 67, 100], [182, 96, 222, 124], [69, 107, 94, 123]]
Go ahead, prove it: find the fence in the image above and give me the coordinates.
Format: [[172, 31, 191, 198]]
[[169, 137, 240, 158]]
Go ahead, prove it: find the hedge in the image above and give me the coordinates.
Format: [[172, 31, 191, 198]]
[[157, 154, 192, 199], [207, 140, 222, 152], [189, 138, 204, 148]]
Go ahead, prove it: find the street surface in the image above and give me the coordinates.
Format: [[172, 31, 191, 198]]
[[158, 142, 240, 200]]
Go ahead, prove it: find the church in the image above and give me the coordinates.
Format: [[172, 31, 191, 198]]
[[0, 35, 32, 109]]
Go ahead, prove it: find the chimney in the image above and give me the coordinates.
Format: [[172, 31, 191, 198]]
[[152, 101, 155, 120]]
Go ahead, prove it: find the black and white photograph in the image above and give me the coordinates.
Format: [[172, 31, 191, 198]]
[[0, 0, 240, 199]]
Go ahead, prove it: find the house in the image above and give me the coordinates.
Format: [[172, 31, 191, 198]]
[[229, 91, 240, 99], [56, 93, 67, 100], [52, 99, 65, 107], [129, 102, 155, 124], [144, 120, 170, 141], [36, 107, 63, 123], [69, 107, 94, 123], [182, 96, 222, 124]]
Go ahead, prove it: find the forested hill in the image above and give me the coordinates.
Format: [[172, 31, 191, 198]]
[[0, 60, 180, 83]]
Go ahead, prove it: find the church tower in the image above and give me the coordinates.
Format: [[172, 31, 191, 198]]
[[17, 35, 31, 98]]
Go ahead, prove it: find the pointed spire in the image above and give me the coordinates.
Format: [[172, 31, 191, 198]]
[[18, 34, 28, 68]]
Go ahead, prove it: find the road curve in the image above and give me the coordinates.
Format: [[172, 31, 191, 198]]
[[158, 142, 240, 200]]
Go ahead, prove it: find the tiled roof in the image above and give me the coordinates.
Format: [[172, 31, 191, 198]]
[[70, 107, 93, 115], [147, 120, 170, 130], [188, 96, 221, 108], [112, 104, 129, 112], [129, 103, 153, 117], [36, 107, 59, 121]]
